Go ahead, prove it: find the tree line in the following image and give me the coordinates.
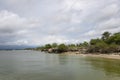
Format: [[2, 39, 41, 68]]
[[27, 31, 120, 54], [88, 31, 120, 53]]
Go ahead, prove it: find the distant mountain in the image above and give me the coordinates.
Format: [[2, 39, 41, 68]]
[[0, 45, 36, 50]]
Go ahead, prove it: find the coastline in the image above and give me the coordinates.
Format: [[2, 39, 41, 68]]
[[61, 52, 120, 60], [84, 53, 120, 60]]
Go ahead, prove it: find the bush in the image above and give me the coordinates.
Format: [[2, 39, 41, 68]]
[[57, 44, 68, 53]]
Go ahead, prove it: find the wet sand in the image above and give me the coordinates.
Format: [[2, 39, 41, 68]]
[[85, 53, 120, 59], [62, 52, 120, 60]]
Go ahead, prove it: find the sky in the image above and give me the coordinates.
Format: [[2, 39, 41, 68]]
[[0, 0, 120, 49]]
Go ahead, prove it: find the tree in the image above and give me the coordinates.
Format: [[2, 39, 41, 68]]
[[57, 44, 68, 53], [52, 43, 58, 48], [107, 32, 120, 45], [67, 44, 78, 51], [88, 31, 120, 53], [102, 31, 111, 40], [68, 44, 76, 47], [90, 39, 102, 45], [113, 32, 120, 45], [82, 41, 89, 47], [88, 40, 109, 53], [44, 44, 52, 49], [108, 43, 119, 53]]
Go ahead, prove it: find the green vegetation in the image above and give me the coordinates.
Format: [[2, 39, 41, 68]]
[[34, 43, 87, 53], [30, 31, 120, 54], [57, 44, 68, 53], [88, 31, 120, 53]]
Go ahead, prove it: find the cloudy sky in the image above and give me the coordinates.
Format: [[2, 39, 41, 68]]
[[0, 0, 120, 48]]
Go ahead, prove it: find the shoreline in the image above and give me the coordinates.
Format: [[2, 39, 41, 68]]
[[84, 53, 120, 60], [61, 52, 120, 60]]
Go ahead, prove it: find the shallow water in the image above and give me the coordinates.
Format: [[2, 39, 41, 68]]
[[0, 50, 120, 80]]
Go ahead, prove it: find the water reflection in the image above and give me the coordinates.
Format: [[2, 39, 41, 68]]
[[86, 57, 120, 76]]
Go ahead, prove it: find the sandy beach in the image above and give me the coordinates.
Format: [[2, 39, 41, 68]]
[[85, 54, 120, 60], [62, 52, 120, 60]]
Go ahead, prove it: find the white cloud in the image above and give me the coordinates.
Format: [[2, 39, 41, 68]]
[[0, 10, 42, 45], [101, 4, 119, 16], [0, 0, 120, 47], [98, 18, 120, 30], [0, 10, 41, 31]]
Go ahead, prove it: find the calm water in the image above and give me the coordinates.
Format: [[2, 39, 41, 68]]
[[0, 50, 120, 80]]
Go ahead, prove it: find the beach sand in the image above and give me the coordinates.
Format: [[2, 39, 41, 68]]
[[85, 54, 120, 60], [61, 52, 120, 60]]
